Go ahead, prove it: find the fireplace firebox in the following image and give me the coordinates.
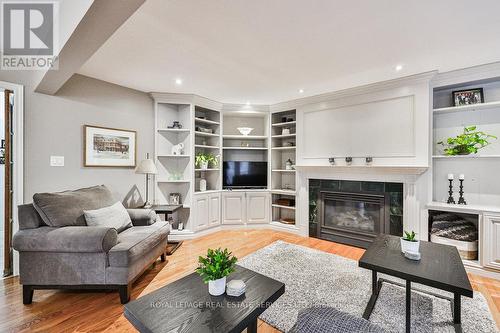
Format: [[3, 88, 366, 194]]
[[318, 191, 390, 248]]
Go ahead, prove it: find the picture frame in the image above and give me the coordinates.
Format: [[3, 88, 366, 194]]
[[169, 193, 181, 205], [452, 88, 484, 107], [84, 125, 137, 167]]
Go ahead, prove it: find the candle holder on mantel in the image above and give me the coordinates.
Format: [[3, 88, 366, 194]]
[[447, 174, 456, 204], [458, 175, 467, 205]]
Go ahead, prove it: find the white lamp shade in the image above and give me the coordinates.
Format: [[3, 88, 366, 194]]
[[136, 158, 158, 174]]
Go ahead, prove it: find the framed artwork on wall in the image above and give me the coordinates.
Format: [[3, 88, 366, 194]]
[[84, 125, 136, 167]]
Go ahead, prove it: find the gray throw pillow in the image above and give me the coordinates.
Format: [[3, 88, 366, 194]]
[[84, 201, 132, 233], [33, 185, 115, 227]]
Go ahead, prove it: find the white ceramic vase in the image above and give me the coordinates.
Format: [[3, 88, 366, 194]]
[[208, 277, 226, 296], [401, 238, 420, 253], [200, 178, 207, 192], [200, 161, 209, 170]]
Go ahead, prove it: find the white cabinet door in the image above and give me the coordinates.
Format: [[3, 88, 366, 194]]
[[222, 192, 245, 224], [246, 192, 270, 224], [483, 214, 500, 270], [208, 193, 221, 227], [193, 194, 209, 231]]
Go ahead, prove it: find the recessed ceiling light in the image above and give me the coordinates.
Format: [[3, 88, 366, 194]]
[[175, 78, 183, 85], [395, 65, 403, 72], [299, 89, 304, 94]]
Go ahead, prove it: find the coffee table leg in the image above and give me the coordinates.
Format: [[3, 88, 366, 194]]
[[406, 280, 411, 333], [453, 293, 461, 324], [362, 270, 380, 320], [247, 318, 257, 333]]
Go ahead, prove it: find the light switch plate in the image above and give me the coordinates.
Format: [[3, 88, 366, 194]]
[[50, 156, 64, 167]]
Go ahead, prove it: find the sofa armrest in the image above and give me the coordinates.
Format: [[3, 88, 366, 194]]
[[127, 209, 157, 226], [12, 226, 118, 253]]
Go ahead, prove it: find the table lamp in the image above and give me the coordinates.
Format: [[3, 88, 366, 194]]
[[136, 153, 157, 208]]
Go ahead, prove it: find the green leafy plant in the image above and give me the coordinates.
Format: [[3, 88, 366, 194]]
[[437, 126, 497, 156], [403, 230, 417, 242], [195, 153, 219, 168], [196, 248, 238, 283]]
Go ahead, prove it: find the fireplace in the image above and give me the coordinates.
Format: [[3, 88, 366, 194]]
[[318, 191, 390, 248], [310, 180, 403, 249]]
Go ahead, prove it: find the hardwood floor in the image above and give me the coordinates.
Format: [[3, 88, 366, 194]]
[[1, 229, 499, 332]]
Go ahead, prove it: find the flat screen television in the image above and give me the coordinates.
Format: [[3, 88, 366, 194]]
[[223, 161, 267, 189]]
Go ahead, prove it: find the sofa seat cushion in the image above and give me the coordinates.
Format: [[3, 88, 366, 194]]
[[108, 221, 169, 267], [33, 185, 116, 227]]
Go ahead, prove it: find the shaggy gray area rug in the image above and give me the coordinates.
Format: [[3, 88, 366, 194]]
[[238, 241, 499, 333]]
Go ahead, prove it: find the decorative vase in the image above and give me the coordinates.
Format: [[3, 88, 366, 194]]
[[208, 277, 226, 296], [200, 178, 207, 192], [282, 128, 290, 135], [200, 161, 209, 170], [400, 238, 420, 254]]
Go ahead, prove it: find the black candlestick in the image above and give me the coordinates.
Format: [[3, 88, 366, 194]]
[[447, 179, 456, 204], [458, 179, 467, 205]]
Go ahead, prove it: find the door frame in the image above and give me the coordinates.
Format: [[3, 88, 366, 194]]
[[0, 81, 23, 277]]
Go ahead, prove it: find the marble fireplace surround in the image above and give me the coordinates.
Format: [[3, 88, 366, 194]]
[[295, 166, 429, 240]]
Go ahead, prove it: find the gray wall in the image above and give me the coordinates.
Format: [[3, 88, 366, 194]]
[[0, 72, 154, 206]]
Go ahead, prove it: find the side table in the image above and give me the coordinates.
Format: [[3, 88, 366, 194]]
[[150, 205, 183, 255]]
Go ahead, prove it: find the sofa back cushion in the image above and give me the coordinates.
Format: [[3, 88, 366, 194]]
[[33, 185, 115, 227], [84, 201, 132, 233]]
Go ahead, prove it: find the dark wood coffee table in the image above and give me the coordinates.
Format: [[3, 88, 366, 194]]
[[124, 265, 285, 333], [359, 235, 473, 333]]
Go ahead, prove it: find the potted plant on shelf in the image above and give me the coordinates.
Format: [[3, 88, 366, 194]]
[[437, 126, 497, 155], [196, 248, 238, 296], [401, 230, 419, 253], [195, 153, 218, 170]]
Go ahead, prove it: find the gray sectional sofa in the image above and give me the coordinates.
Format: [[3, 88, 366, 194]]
[[12, 185, 170, 304]]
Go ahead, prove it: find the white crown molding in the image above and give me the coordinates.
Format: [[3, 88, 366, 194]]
[[222, 103, 270, 112], [150, 92, 223, 110], [269, 71, 437, 112], [431, 61, 500, 89]]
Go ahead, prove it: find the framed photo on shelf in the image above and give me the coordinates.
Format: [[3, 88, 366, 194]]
[[452, 88, 484, 106], [84, 125, 136, 167], [169, 193, 181, 205]]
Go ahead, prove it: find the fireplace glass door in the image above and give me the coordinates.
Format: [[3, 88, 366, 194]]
[[324, 199, 380, 233]]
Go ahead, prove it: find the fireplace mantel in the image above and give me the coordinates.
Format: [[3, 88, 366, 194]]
[[295, 165, 428, 176]]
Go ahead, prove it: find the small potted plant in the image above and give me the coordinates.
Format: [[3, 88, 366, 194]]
[[195, 153, 218, 170], [196, 248, 238, 296], [401, 230, 419, 253], [437, 126, 497, 155]]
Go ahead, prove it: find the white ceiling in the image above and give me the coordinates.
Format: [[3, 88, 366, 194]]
[[79, 0, 500, 104]]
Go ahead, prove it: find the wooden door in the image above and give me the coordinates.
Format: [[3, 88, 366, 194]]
[[246, 192, 270, 224], [483, 214, 500, 270], [3, 90, 12, 277], [193, 194, 209, 231], [208, 193, 220, 227], [222, 192, 245, 225]]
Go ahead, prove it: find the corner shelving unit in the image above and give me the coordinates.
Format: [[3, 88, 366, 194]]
[[271, 110, 297, 227], [154, 102, 192, 209], [194, 106, 222, 192], [430, 75, 500, 269]]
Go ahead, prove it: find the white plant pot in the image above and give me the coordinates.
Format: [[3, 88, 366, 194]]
[[200, 161, 209, 170], [401, 238, 420, 254], [208, 277, 226, 296]]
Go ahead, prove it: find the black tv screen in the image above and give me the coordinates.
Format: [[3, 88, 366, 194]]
[[223, 161, 267, 189]]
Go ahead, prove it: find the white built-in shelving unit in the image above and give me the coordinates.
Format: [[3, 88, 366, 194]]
[[222, 111, 269, 164], [270, 110, 297, 227], [154, 102, 193, 211], [430, 73, 500, 271], [194, 106, 222, 193]]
